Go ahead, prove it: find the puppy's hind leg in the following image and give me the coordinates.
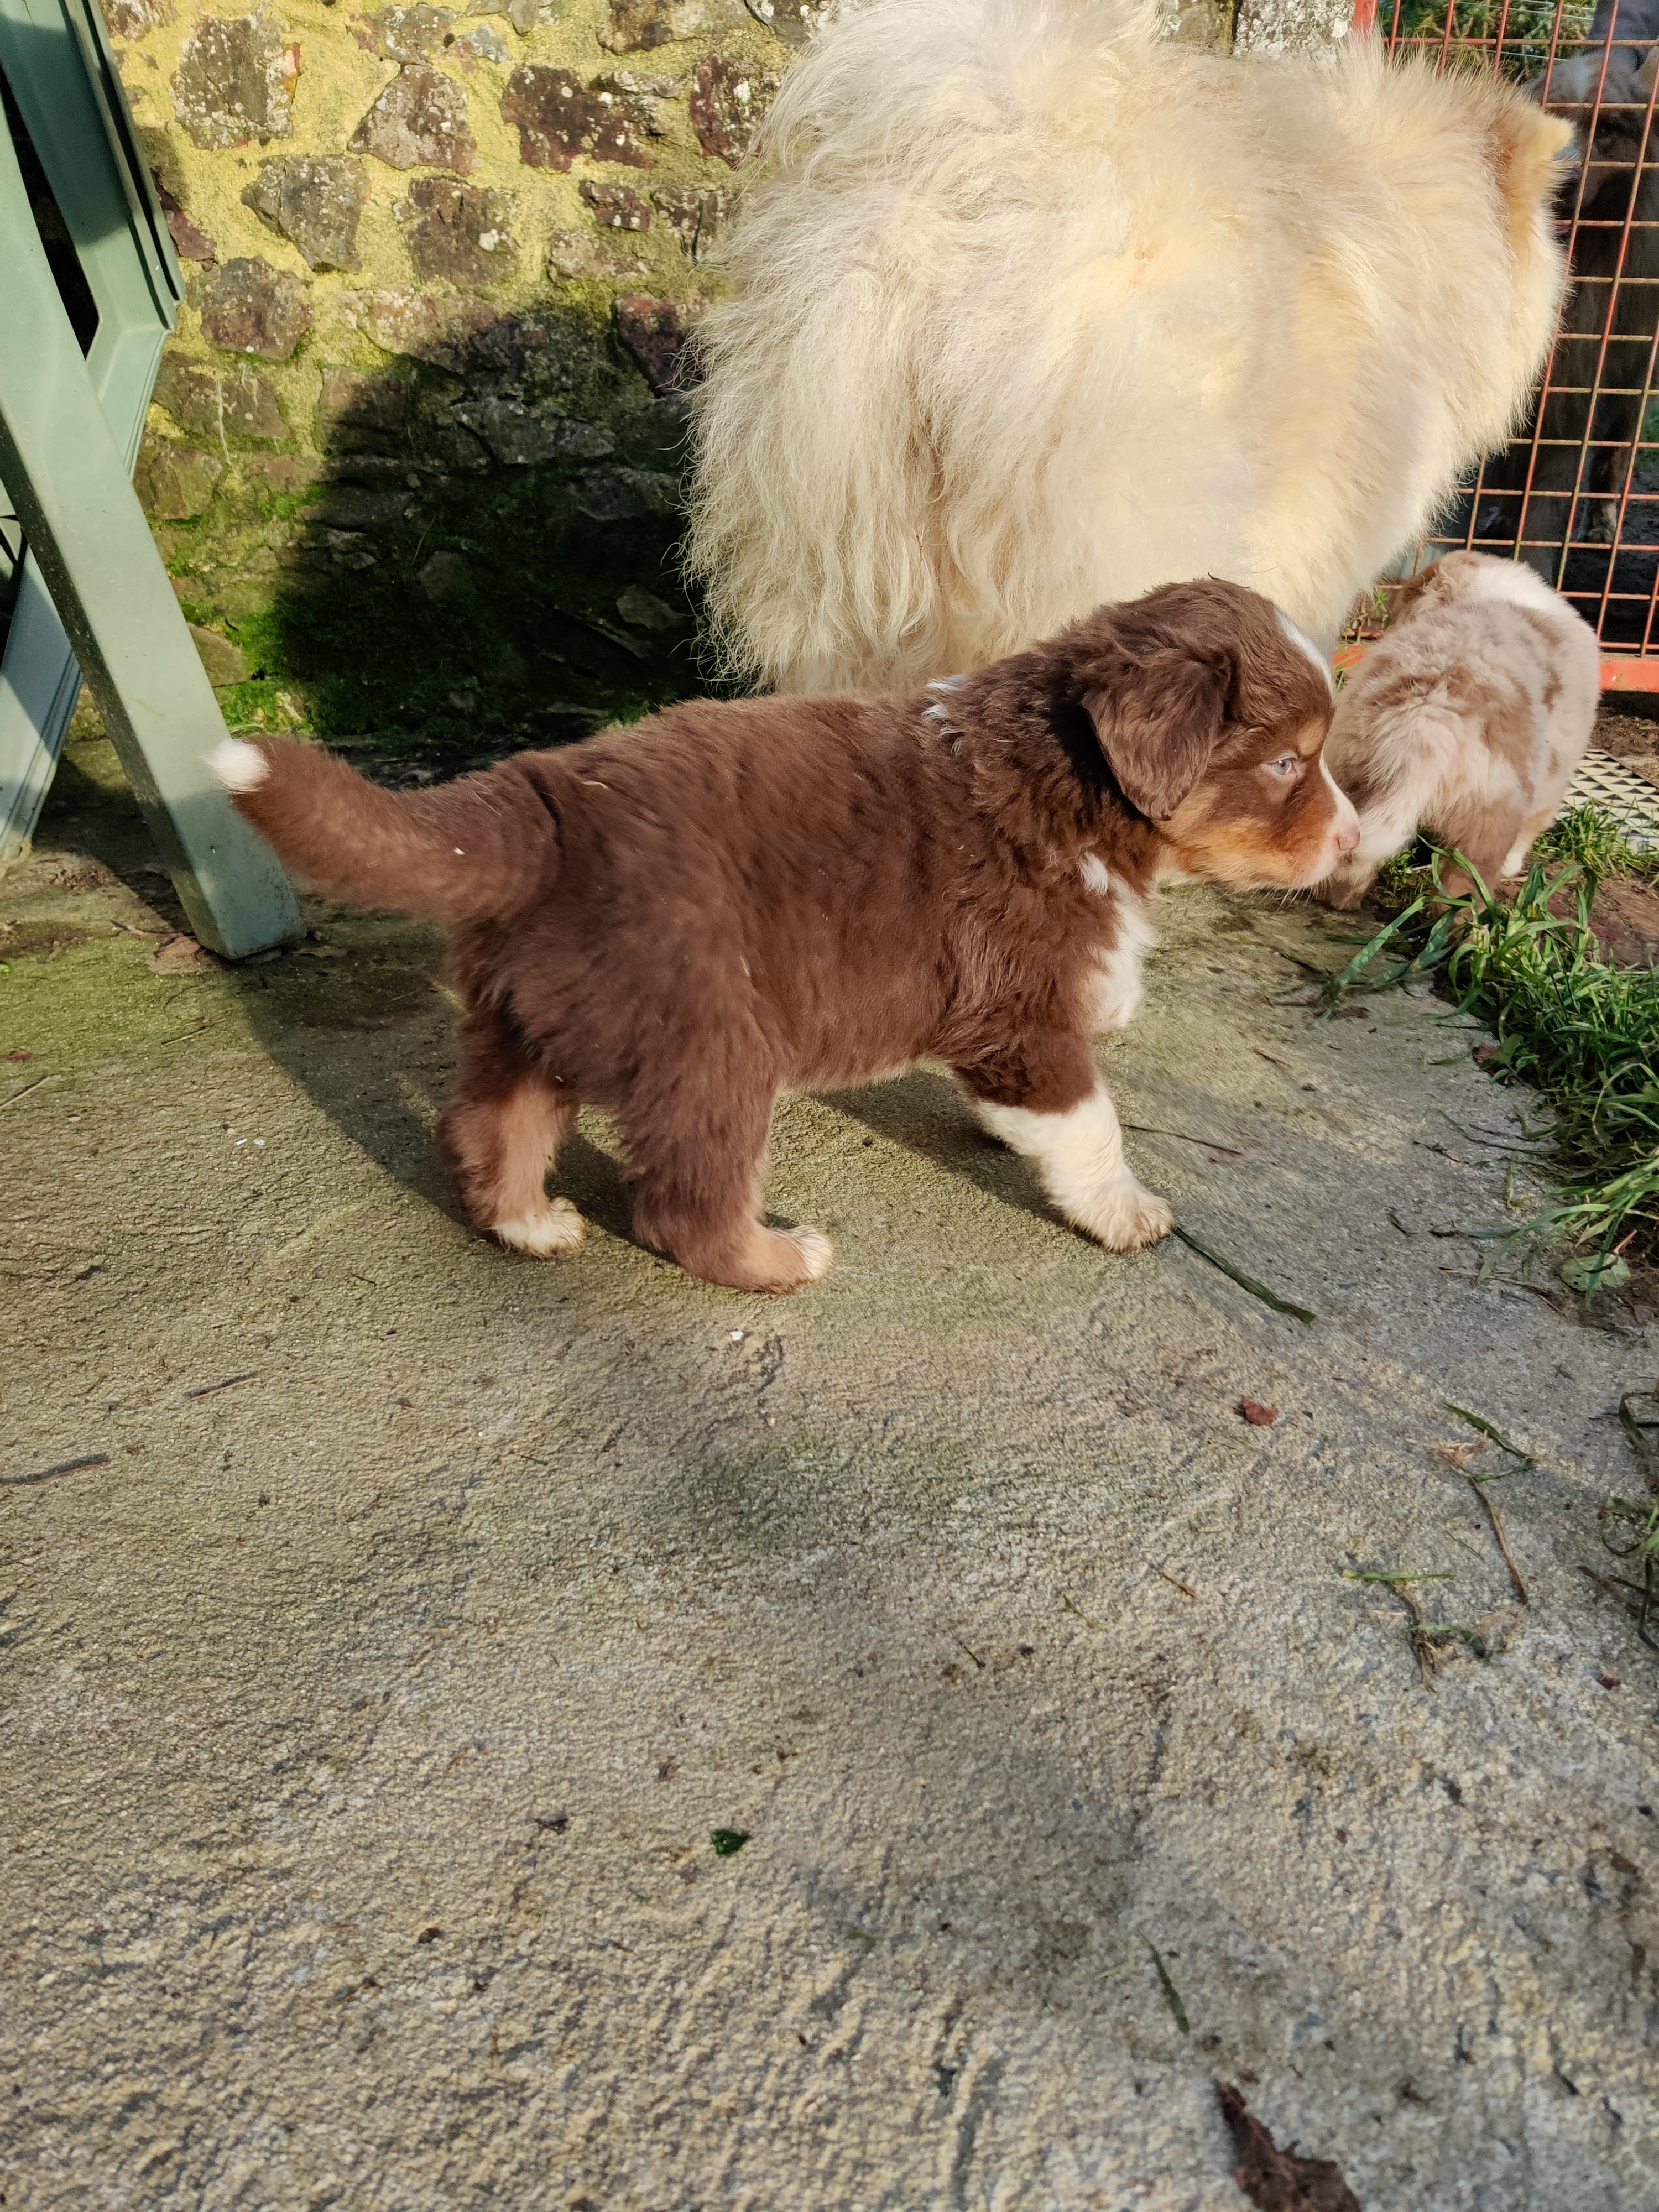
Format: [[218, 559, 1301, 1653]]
[[625, 1083, 833, 1294], [440, 1006, 584, 1258], [958, 1034, 1173, 1253]]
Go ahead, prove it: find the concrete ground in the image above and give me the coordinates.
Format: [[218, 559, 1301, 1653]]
[[3, 729, 1657, 2212]]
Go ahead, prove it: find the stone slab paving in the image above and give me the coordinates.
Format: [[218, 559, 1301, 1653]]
[[2, 741, 1656, 2210]]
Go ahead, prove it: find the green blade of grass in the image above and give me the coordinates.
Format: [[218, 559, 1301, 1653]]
[[1444, 1403, 1537, 1472], [1173, 1225, 1316, 1324], [1316, 896, 1426, 1014], [1145, 1942, 1190, 2036]]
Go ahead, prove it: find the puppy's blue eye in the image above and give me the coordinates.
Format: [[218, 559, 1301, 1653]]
[[1266, 755, 1298, 778]]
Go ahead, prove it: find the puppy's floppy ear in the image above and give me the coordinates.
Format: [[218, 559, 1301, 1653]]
[[1083, 654, 1230, 822]]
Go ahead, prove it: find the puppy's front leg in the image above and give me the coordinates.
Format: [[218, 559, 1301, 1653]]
[[957, 1040, 1173, 1254]]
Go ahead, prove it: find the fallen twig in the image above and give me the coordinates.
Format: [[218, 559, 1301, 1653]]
[[2, 1452, 111, 1488], [1172, 1226, 1316, 1324], [1121, 1122, 1245, 1156], [183, 1373, 259, 1400], [1467, 1476, 1530, 1606], [1342, 1569, 1480, 1688], [1151, 1562, 1199, 1600], [1579, 1564, 1651, 1613]]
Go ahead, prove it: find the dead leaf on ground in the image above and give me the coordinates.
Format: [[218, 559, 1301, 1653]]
[[149, 935, 207, 974], [1218, 2083, 1361, 2212], [1239, 1399, 1280, 1426], [1435, 1441, 1485, 1468]]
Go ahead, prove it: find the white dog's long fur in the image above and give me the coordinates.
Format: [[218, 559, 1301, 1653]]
[[687, 0, 1575, 693]]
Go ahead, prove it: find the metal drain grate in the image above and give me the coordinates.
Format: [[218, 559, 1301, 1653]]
[[1566, 746, 1659, 847]]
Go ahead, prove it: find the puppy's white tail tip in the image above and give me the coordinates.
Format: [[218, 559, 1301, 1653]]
[[208, 737, 269, 794]]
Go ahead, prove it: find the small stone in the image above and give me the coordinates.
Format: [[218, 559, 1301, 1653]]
[[188, 623, 250, 686], [589, 65, 679, 132], [241, 155, 370, 271], [593, 65, 682, 97], [153, 357, 288, 440], [414, 415, 491, 472], [617, 582, 687, 630], [153, 181, 217, 263], [349, 65, 475, 172], [742, 0, 826, 45], [599, 0, 707, 51], [451, 397, 613, 463], [614, 293, 693, 393], [135, 441, 223, 518], [244, 454, 320, 495], [102, 0, 175, 39], [546, 229, 645, 281], [304, 484, 413, 529], [650, 184, 734, 260], [337, 285, 502, 367], [395, 178, 517, 285], [451, 20, 509, 60], [500, 65, 652, 169], [322, 455, 419, 485], [172, 10, 298, 150], [316, 366, 410, 436], [353, 2, 454, 60], [690, 54, 776, 167], [568, 466, 679, 520], [194, 257, 313, 359], [417, 548, 468, 599], [580, 180, 650, 232]]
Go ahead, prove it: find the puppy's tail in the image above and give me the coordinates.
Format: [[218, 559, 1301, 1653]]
[[209, 737, 559, 924]]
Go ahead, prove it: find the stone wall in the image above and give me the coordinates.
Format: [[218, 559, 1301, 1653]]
[[93, 0, 1350, 750], [97, 0, 828, 750]]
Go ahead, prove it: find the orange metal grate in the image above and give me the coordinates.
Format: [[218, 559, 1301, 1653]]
[[1348, 0, 1659, 681]]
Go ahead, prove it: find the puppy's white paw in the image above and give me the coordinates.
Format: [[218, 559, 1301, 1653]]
[[787, 1227, 836, 1282], [208, 737, 269, 792], [493, 1198, 585, 1258], [1066, 1176, 1175, 1253]]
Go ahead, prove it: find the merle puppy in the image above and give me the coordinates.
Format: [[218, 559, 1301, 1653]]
[[213, 579, 1357, 1293]]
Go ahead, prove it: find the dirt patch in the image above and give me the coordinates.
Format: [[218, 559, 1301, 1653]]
[[1545, 873, 1659, 966], [1593, 708, 1659, 789]]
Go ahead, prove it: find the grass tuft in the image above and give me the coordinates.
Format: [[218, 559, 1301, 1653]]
[[1535, 804, 1659, 888], [1323, 826, 1659, 1266]]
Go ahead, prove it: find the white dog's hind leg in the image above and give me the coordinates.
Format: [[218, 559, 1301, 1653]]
[[975, 1084, 1173, 1253]]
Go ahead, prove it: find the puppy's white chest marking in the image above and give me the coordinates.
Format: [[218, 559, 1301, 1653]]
[[1079, 852, 1110, 894], [1081, 880, 1155, 1035]]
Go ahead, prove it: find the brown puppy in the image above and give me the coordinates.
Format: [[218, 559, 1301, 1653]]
[[212, 580, 1357, 1294]]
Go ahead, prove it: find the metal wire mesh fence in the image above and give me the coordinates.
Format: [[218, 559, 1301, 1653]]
[[1352, 0, 1659, 666]]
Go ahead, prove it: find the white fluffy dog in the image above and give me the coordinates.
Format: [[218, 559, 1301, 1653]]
[[687, 0, 1576, 693]]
